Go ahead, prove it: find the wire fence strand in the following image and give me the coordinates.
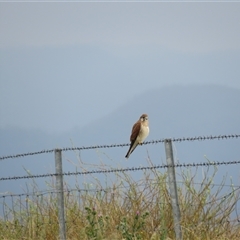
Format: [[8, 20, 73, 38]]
[[1, 159, 240, 182], [0, 133, 240, 161], [1, 182, 239, 199]]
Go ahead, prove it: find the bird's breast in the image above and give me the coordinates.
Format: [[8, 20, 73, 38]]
[[137, 125, 149, 142]]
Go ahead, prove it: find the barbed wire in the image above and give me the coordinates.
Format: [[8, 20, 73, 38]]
[[1, 186, 239, 220], [1, 182, 239, 199], [0, 134, 239, 161], [1, 159, 240, 182]]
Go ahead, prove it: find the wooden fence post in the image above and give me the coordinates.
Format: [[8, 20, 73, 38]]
[[164, 139, 182, 240], [55, 149, 66, 240]]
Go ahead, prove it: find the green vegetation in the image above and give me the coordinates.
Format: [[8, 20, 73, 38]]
[[0, 159, 239, 240]]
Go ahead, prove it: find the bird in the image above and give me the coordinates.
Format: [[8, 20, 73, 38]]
[[125, 114, 149, 159]]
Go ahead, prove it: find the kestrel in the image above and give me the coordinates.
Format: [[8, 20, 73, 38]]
[[125, 114, 149, 159]]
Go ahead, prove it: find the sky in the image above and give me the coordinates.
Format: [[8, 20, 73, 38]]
[[0, 2, 240, 217], [0, 1, 240, 133], [1, 2, 240, 51]]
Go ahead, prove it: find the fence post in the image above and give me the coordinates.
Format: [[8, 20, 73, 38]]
[[55, 149, 66, 240], [164, 139, 182, 240]]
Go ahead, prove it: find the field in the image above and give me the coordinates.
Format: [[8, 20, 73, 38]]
[[0, 158, 239, 240]]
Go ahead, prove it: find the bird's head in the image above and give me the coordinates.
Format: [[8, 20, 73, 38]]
[[140, 114, 148, 121]]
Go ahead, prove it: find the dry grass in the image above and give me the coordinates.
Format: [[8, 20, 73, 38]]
[[0, 157, 239, 240]]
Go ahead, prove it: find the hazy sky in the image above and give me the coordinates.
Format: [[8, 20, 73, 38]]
[[1, 2, 240, 132], [1, 2, 240, 51], [0, 2, 240, 201]]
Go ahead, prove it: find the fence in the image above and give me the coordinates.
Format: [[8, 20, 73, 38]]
[[0, 134, 240, 240]]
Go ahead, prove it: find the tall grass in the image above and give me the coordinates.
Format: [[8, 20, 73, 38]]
[[0, 157, 239, 240]]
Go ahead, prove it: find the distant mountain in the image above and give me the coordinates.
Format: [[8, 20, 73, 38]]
[[0, 85, 240, 194], [71, 84, 240, 143]]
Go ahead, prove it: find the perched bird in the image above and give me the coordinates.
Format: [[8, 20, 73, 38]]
[[125, 114, 149, 159]]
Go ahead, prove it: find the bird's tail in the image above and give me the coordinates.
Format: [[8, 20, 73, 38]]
[[125, 148, 132, 159], [125, 142, 138, 158]]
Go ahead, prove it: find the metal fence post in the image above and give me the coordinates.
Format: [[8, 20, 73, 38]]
[[55, 149, 66, 240], [164, 139, 182, 240]]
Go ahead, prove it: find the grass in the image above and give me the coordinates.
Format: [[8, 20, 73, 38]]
[[0, 156, 239, 240]]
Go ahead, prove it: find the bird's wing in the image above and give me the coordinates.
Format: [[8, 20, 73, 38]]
[[130, 121, 141, 142]]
